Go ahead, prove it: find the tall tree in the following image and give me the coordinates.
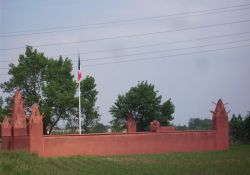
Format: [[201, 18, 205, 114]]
[[43, 57, 77, 134], [159, 99, 175, 126], [1, 46, 47, 106], [243, 112, 250, 143], [80, 75, 100, 133], [0, 46, 77, 134], [110, 81, 175, 131], [229, 114, 244, 144]]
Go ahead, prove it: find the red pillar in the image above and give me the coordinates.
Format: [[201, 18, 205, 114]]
[[126, 114, 136, 132], [1, 116, 12, 150], [150, 120, 160, 132], [29, 104, 44, 156], [12, 91, 28, 150], [212, 99, 229, 150]]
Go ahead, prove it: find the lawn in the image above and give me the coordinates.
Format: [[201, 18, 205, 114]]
[[0, 145, 249, 175]]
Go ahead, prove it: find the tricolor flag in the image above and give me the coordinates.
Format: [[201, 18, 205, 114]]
[[78, 52, 82, 134], [78, 53, 82, 81]]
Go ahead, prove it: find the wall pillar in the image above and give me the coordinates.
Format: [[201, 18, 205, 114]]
[[12, 91, 28, 150], [1, 116, 12, 150], [126, 114, 136, 132], [150, 120, 160, 132], [29, 104, 44, 156], [212, 99, 229, 150]]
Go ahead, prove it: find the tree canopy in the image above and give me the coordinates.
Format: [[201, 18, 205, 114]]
[[1, 46, 47, 106], [43, 57, 77, 134], [0, 46, 77, 134], [80, 75, 100, 133], [188, 118, 212, 130], [92, 123, 110, 133], [229, 113, 250, 144], [110, 81, 174, 131]]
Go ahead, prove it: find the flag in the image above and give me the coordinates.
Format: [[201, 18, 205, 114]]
[[78, 52, 82, 134], [78, 53, 82, 81]]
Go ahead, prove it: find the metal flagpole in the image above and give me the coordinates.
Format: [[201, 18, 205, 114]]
[[78, 51, 82, 135], [79, 80, 81, 134]]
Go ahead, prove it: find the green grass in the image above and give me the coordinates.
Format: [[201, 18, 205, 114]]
[[0, 145, 250, 175]]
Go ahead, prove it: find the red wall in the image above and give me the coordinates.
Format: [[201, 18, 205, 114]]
[[12, 136, 29, 151], [42, 131, 217, 157], [1, 97, 229, 157]]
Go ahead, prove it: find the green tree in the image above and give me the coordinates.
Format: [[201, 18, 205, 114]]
[[243, 112, 250, 143], [110, 81, 174, 131], [0, 97, 12, 119], [43, 57, 77, 134], [229, 114, 244, 144], [188, 118, 212, 130], [175, 124, 188, 131], [159, 99, 175, 126], [80, 75, 100, 133], [0, 46, 77, 134], [92, 123, 109, 133], [0, 46, 47, 107]]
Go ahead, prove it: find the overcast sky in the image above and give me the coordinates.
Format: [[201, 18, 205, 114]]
[[1, 0, 250, 125]]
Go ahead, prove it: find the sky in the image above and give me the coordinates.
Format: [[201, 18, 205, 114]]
[[0, 0, 250, 126]]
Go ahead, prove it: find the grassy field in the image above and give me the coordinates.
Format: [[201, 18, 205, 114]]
[[0, 145, 249, 175]]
